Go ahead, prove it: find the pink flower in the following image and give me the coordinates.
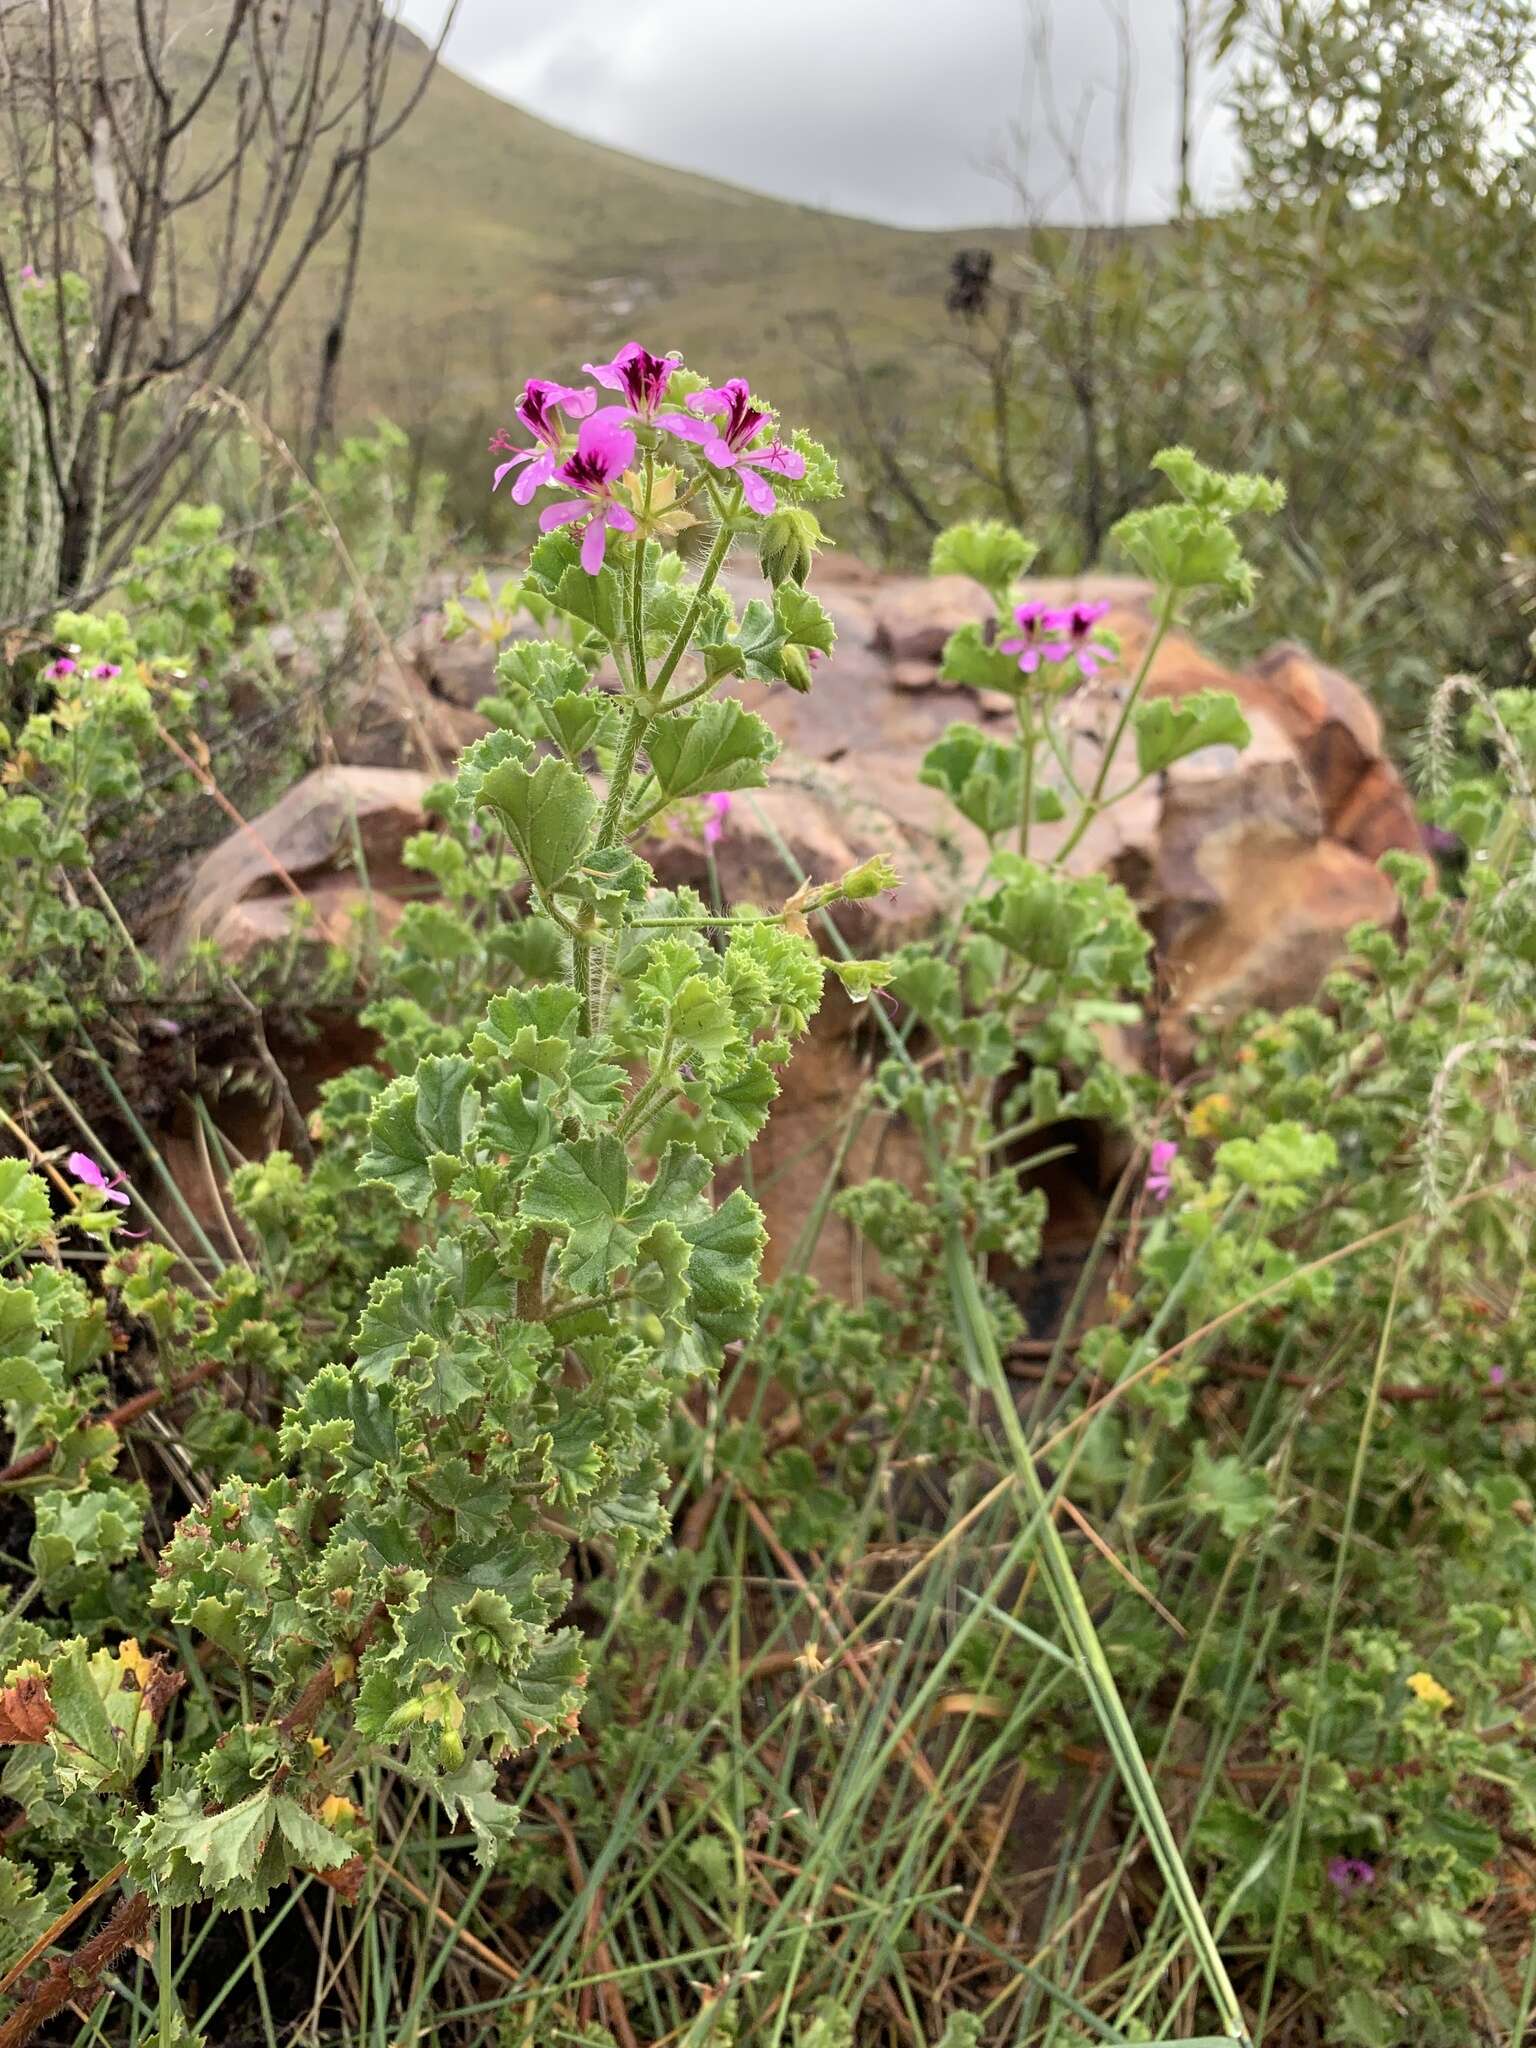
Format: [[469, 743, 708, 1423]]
[[67, 1151, 130, 1208], [658, 379, 806, 514], [46, 656, 78, 680], [491, 377, 597, 505], [1145, 1140, 1178, 1201], [1490, 1364, 1507, 1388], [1327, 1856, 1376, 1899], [1044, 601, 1114, 678], [702, 792, 732, 846], [999, 601, 1058, 675], [19, 263, 40, 288], [538, 413, 639, 575], [582, 342, 682, 423], [91, 663, 121, 681]]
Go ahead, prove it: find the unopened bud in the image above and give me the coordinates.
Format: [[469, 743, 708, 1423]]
[[758, 507, 822, 588], [837, 854, 900, 901], [780, 645, 814, 694]]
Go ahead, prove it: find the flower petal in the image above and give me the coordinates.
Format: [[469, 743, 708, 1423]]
[[604, 504, 638, 533], [539, 498, 591, 532], [656, 412, 715, 444], [580, 518, 608, 575], [492, 450, 535, 492], [511, 452, 557, 504], [739, 467, 776, 515], [742, 441, 806, 480]]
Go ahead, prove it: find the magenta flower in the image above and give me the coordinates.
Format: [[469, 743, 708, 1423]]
[[91, 662, 121, 681], [68, 1151, 130, 1208], [1327, 1856, 1376, 1899], [491, 377, 597, 505], [702, 792, 732, 846], [46, 656, 78, 680], [1490, 1364, 1507, 1388], [1145, 1140, 1178, 1201], [659, 380, 806, 514], [19, 263, 40, 288], [538, 413, 639, 575], [1045, 601, 1114, 678], [583, 342, 683, 423], [999, 601, 1058, 675]]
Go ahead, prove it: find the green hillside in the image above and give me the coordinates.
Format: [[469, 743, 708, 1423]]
[[277, 33, 1012, 520]]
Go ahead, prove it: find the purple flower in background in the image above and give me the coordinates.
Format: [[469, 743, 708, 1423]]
[[19, 263, 41, 288], [46, 656, 78, 680], [538, 413, 639, 575], [702, 792, 732, 846], [659, 379, 806, 513], [1490, 1364, 1507, 1388], [999, 601, 1058, 675], [1327, 1856, 1377, 1899], [491, 377, 597, 504], [1145, 1140, 1178, 1201], [583, 342, 683, 423], [1045, 600, 1115, 678], [1421, 823, 1460, 856], [91, 662, 121, 681], [67, 1151, 130, 1208]]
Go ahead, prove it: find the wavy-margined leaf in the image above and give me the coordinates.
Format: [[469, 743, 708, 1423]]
[[773, 581, 837, 654], [0, 1162, 52, 1254], [430, 1759, 523, 1867], [359, 1056, 480, 1214], [477, 754, 597, 894], [646, 699, 778, 800], [473, 985, 583, 1079], [930, 520, 1037, 602], [480, 1077, 553, 1174], [700, 597, 786, 685], [1133, 689, 1251, 776], [680, 1189, 766, 1353], [522, 1136, 634, 1295]]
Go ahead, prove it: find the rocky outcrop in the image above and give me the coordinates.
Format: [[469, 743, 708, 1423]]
[[166, 765, 434, 968], [166, 563, 1420, 1292]]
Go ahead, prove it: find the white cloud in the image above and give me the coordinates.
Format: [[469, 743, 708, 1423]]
[[400, 0, 1239, 229]]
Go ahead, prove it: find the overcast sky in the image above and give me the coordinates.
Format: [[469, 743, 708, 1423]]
[[398, 0, 1241, 229]]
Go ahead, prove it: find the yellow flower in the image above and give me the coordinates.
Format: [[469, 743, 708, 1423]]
[[319, 1794, 360, 1827], [1189, 1093, 1232, 1139], [1406, 1670, 1453, 1710]]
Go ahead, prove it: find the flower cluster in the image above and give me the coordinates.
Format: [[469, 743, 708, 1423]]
[[489, 340, 807, 572], [45, 656, 121, 682], [1000, 598, 1114, 680]]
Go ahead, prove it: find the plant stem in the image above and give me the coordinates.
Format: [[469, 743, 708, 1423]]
[[651, 517, 734, 700], [1057, 585, 1177, 864], [1017, 694, 1036, 858], [595, 700, 650, 852]]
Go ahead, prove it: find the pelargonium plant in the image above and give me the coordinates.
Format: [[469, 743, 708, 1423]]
[[0, 342, 882, 2031]]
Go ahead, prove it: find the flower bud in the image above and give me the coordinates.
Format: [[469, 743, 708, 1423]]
[[779, 645, 814, 694], [837, 854, 900, 901], [758, 507, 821, 588]]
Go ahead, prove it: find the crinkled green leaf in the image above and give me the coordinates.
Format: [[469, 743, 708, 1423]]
[[0, 1162, 52, 1253], [522, 1137, 634, 1295], [477, 755, 597, 895], [358, 1056, 479, 1214], [646, 700, 778, 801], [930, 521, 1037, 603], [1133, 690, 1251, 776]]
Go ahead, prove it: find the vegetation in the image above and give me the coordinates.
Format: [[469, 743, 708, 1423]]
[[3, 3, 1536, 2045]]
